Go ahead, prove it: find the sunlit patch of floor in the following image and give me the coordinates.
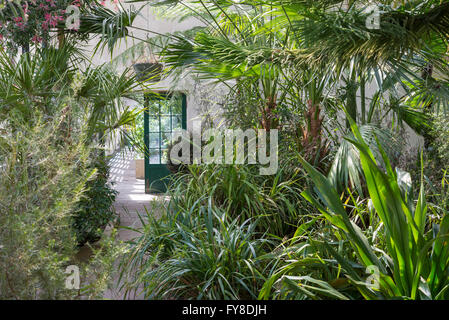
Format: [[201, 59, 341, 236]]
[[102, 148, 168, 300]]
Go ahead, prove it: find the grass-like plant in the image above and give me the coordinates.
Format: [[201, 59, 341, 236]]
[[166, 163, 309, 238], [263, 118, 449, 300], [120, 199, 272, 300]]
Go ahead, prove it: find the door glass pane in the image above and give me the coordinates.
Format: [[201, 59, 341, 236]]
[[149, 132, 160, 148], [171, 97, 182, 114], [161, 132, 172, 148], [148, 100, 160, 114], [160, 100, 170, 114], [161, 149, 168, 164], [149, 149, 160, 164], [172, 115, 182, 129], [148, 116, 159, 132], [160, 116, 171, 132]]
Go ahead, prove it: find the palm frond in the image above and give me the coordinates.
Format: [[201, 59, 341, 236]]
[[79, 0, 140, 54], [328, 124, 399, 195]]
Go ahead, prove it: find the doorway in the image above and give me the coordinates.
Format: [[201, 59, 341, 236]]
[[144, 92, 187, 193]]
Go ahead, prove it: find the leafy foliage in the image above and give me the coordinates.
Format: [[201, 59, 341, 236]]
[[120, 199, 271, 300], [295, 120, 449, 299], [110, 0, 449, 301], [167, 163, 309, 237], [0, 0, 70, 52], [0, 115, 103, 299], [73, 152, 118, 246]]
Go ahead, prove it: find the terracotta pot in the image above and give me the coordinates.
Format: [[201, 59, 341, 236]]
[[135, 158, 145, 179]]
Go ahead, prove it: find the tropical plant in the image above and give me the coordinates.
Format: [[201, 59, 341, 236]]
[[0, 43, 140, 138], [12, 0, 447, 301], [78, 0, 140, 54], [119, 199, 272, 300], [287, 119, 449, 299], [99, 0, 449, 197], [0, 11, 142, 298], [430, 111, 449, 163], [167, 163, 310, 237]]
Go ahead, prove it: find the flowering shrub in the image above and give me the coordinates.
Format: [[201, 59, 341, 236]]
[[0, 0, 124, 53], [0, 0, 72, 52]]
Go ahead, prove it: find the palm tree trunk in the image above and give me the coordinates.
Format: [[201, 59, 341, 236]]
[[422, 63, 434, 149]]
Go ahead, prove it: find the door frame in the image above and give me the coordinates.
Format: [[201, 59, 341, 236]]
[[144, 92, 187, 193]]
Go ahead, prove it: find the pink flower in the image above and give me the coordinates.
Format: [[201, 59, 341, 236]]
[[32, 34, 42, 43], [15, 22, 25, 30]]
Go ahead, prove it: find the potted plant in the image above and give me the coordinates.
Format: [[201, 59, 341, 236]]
[[133, 51, 163, 82], [133, 62, 163, 82]]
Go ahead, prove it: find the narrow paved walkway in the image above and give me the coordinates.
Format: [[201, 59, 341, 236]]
[[104, 148, 167, 299], [110, 149, 157, 239]]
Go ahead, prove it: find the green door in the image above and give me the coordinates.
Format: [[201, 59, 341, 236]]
[[144, 93, 187, 193]]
